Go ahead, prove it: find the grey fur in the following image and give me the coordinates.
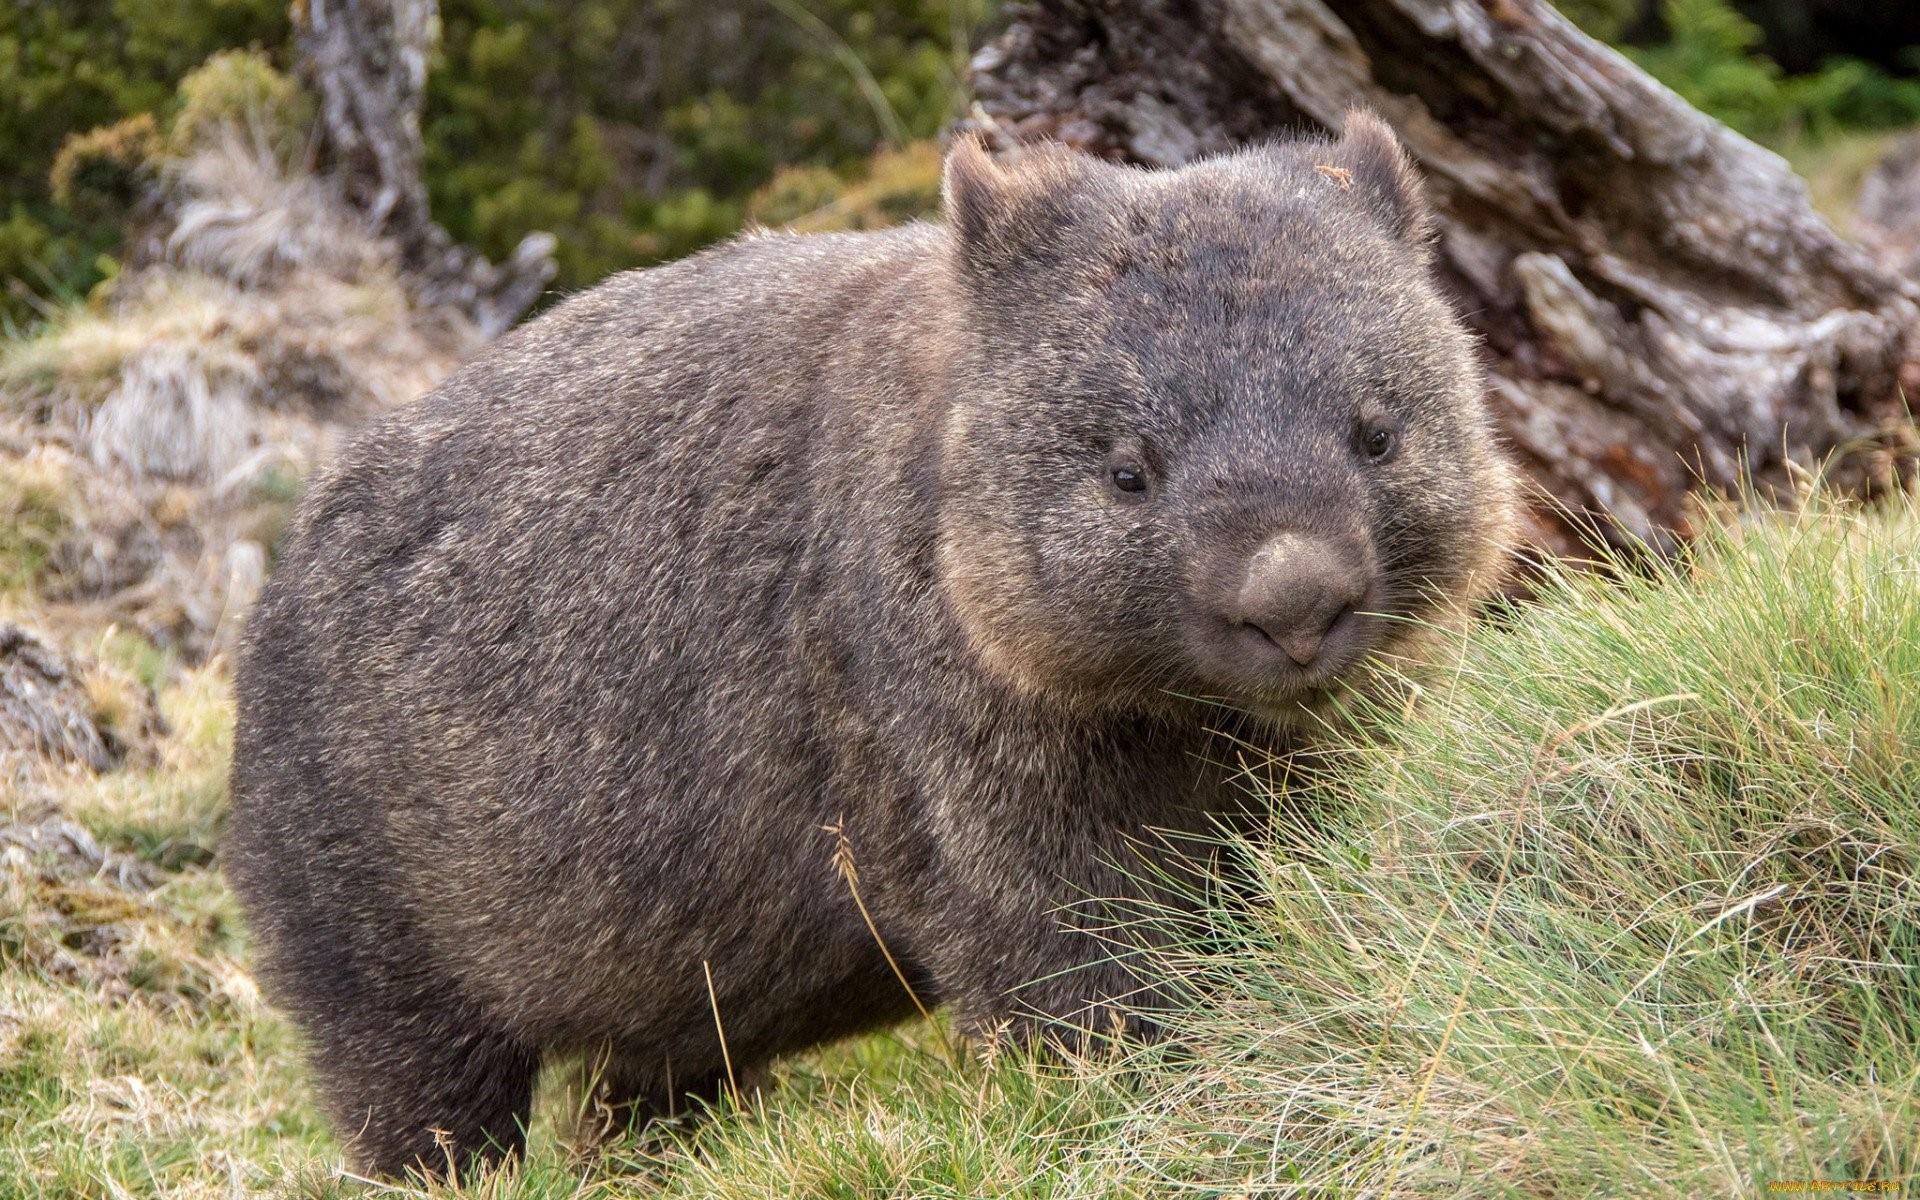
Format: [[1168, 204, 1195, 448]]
[[223, 113, 1519, 1179]]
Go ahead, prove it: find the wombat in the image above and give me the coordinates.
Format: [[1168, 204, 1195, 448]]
[[223, 113, 1519, 1179]]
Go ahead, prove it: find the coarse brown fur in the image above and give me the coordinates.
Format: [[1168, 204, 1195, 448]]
[[223, 113, 1520, 1179]]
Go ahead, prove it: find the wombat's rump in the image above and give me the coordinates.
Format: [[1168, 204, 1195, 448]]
[[224, 115, 1518, 1179]]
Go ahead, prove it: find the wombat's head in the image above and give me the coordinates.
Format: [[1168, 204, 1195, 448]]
[[935, 114, 1520, 719]]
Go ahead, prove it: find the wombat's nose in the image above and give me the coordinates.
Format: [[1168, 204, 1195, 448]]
[[1230, 533, 1368, 668]]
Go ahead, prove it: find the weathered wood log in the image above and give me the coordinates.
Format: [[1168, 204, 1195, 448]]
[[295, 0, 554, 336], [1859, 133, 1920, 280], [968, 0, 1920, 553]]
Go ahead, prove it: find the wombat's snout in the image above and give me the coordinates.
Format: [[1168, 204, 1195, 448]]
[[1205, 532, 1372, 679]]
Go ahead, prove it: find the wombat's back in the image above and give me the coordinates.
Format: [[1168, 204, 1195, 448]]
[[223, 225, 948, 1113]]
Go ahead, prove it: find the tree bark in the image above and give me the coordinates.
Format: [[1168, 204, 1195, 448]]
[[1859, 134, 1920, 281], [968, 0, 1920, 554], [295, 0, 555, 337]]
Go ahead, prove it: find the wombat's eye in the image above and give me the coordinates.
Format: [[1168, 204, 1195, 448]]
[[1358, 421, 1397, 462], [1105, 439, 1152, 500]]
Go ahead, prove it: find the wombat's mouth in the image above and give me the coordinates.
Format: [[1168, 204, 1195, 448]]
[[1171, 527, 1392, 710], [1178, 585, 1394, 706]]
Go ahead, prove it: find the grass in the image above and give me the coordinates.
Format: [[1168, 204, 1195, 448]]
[[1111, 498, 1920, 1194], [0, 496, 1914, 1198], [1, 653, 325, 1199], [0, 449, 78, 598]]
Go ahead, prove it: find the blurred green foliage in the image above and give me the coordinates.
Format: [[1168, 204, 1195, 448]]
[[0, 0, 291, 327], [170, 47, 314, 158], [1626, 0, 1920, 141], [0, 0, 982, 325], [424, 0, 986, 289], [1556, 0, 1644, 44], [49, 114, 161, 224], [3, 0, 1919, 334], [748, 141, 944, 233]]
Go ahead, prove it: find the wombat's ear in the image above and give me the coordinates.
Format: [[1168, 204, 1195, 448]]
[[1328, 110, 1434, 248], [943, 133, 1089, 275], [944, 133, 1006, 257]]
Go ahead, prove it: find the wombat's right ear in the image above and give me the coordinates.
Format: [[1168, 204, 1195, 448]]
[[943, 133, 1084, 276], [943, 133, 1006, 258]]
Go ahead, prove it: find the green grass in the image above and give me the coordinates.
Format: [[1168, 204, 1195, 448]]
[[2, 496, 1915, 1198], [0, 656, 328, 1200], [0, 451, 77, 598]]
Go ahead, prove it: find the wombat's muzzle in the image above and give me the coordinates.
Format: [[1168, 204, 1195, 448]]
[[1185, 529, 1378, 692]]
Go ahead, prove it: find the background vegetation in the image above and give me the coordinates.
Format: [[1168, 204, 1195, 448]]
[[6, 0, 1920, 331], [0, 0, 982, 330], [1564, 0, 1920, 140]]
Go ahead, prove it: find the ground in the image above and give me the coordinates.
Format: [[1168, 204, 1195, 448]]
[[1, 493, 1914, 1199]]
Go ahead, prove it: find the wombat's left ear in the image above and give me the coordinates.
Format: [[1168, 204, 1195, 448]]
[[1330, 110, 1434, 248]]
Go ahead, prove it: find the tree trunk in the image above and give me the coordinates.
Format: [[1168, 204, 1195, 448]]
[[296, 0, 555, 337], [967, 0, 1920, 554]]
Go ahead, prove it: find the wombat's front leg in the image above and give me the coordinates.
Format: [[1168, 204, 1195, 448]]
[[1004, 935, 1170, 1053], [918, 813, 1193, 1052]]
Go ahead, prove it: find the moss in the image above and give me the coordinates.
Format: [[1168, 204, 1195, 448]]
[[748, 140, 943, 234], [168, 49, 313, 158], [48, 114, 160, 224]]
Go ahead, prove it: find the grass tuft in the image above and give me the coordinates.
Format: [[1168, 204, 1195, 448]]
[[1109, 496, 1920, 1196]]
